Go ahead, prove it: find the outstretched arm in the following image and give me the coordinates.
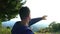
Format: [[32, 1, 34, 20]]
[[29, 15, 47, 26], [29, 17, 43, 26]]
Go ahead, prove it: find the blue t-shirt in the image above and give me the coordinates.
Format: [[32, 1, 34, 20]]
[[11, 21, 34, 34]]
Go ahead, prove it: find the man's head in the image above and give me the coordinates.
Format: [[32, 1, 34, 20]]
[[19, 6, 30, 21]]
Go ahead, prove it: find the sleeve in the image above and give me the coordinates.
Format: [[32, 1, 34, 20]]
[[29, 17, 43, 26], [22, 29, 34, 34]]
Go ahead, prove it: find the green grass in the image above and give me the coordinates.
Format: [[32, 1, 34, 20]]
[[0, 28, 11, 34], [34, 32, 60, 34]]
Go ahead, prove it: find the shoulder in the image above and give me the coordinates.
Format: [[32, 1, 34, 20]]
[[14, 21, 21, 25], [12, 21, 21, 28], [15, 21, 21, 23]]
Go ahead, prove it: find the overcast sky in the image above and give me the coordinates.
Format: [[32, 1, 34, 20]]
[[11, 0, 60, 25]]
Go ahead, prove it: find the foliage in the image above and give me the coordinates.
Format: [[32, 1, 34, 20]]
[[0, 28, 11, 34], [35, 21, 60, 34], [37, 21, 60, 33], [51, 23, 60, 32], [0, 25, 11, 34], [0, 0, 26, 22]]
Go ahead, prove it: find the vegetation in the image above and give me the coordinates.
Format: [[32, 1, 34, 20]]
[[35, 21, 60, 34], [0, 0, 26, 22], [0, 27, 11, 34]]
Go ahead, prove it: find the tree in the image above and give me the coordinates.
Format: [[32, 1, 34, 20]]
[[52, 23, 60, 32], [0, 0, 26, 22], [49, 21, 56, 27], [49, 21, 60, 32]]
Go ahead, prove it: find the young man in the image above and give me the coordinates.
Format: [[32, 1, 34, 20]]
[[11, 6, 47, 34]]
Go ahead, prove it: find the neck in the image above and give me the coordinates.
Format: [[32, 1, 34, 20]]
[[21, 20, 29, 26]]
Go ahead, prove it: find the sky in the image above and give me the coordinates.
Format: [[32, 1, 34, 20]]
[[10, 0, 60, 25]]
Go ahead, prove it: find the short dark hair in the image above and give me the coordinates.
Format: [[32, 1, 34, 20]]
[[19, 6, 30, 20]]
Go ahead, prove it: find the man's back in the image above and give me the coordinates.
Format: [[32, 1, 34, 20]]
[[11, 21, 34, 34]]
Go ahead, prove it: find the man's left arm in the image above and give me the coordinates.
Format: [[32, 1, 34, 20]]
[[29, 15, 47, 26]]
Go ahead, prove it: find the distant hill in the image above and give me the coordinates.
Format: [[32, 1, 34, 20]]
[[30, 22, 48, 32], [2, 21, 16, 28]]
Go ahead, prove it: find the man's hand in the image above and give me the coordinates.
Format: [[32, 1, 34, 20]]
[[42, 15, 47, 20]]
